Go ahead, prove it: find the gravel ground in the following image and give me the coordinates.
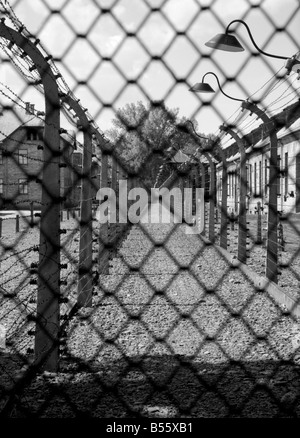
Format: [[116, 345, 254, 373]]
[[1, 208, 300, 417], [217, 213, 300, 302]]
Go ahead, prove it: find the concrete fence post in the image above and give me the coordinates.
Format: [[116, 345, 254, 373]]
[[16, 215, 19, 233], [256, 201, 262, 244], [61, 94, 93, 308], [220, 125, 247, 264], [0, 22, 62, 371], [242, 101, 278, 283]]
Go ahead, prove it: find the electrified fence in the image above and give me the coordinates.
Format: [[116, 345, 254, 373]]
[[0, 0, 300, 418]]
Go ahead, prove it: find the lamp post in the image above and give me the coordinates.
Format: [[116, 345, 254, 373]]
[[190, 72, 279, 283], [205, 19, 300, 74]]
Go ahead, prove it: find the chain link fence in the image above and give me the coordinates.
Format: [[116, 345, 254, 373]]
[[0, 0, 300, 420]]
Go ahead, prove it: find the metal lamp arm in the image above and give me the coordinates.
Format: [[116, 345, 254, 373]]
[[226, 19, 287, 60], [202, 72, 244, 102]]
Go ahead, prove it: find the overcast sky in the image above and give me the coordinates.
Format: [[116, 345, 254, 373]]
[[0, 0, 300, 141]]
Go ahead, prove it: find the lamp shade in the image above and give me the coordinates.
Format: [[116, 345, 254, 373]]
[[189, 82, 215, 93], [205, 33, 244, 52]]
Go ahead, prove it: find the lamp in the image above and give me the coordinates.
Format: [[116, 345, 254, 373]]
[[188, 82, 215, 93], [189, 71, 244, 102], [205, 19, 300, 74]]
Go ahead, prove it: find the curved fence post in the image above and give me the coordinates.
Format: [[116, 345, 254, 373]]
[[203, 152, 215, 243], [209, 139, 228, 250], [198, 161, 206, 236], [61, 94, 94, 308], [0, 21, 61, 371], [242, 101, 278, 283], [220, 125, 248, 264], [98, 151, 110, 274]]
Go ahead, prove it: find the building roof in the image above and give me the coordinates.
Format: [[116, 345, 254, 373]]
[[171, 150, 193, 163], [277, 116, 300, 140], [0, 105, 44, 141]]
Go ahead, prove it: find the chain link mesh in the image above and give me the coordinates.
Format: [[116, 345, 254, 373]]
[[0, 0, 300, 420]]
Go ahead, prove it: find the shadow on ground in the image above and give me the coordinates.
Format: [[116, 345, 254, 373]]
[[1, 352, 300, 418]]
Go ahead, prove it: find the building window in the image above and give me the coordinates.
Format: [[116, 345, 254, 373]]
[[19, 150, 28, 165], [27, 128, 38, 141], [19, 179, 28, 194], [285, 152, 288, 196], [0, 178, 3, 194]]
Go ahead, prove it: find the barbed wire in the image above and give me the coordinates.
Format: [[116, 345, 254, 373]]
[[0, 0, 109, 145], [1, 0, 300, 420]]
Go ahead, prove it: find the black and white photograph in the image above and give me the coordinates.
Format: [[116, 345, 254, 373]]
[[0, 0, 300, 426]]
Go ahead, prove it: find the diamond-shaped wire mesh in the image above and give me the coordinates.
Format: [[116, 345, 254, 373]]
[[0, 0, 300, 420]]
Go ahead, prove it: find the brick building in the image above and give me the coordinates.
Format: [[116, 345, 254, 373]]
[[0, 104, 80, 210]]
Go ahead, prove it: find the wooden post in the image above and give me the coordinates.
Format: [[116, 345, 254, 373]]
[[0, 218, 2, 238], [67, 209, 69, 220]]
